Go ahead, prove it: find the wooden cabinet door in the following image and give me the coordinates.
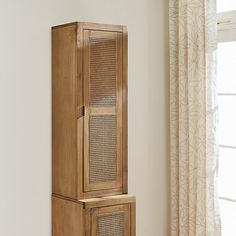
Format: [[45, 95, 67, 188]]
[[83, 29, 123, 192], [91, 205, 130, 236]]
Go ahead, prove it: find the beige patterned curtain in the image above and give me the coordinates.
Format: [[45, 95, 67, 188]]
[[169, 0, 221, 235]]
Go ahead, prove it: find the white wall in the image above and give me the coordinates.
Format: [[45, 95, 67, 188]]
[[0, 0, 169, 235]]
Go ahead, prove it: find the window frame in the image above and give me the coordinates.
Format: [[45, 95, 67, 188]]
[[217, 10, 236, 204]]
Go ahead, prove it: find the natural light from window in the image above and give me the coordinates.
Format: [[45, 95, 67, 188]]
[[217, 42, 236, 236], [217, 2, 236, 235], [218, 1, 236, 12], [217, 2, 236, 236]]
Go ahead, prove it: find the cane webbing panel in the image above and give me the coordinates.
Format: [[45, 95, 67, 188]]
[[89, 115, 117, 184], [89, 36, 117, 107], [97, 212, 125, 236]]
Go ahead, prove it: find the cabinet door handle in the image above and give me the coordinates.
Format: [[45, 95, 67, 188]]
[[77, 106, 85, 119]]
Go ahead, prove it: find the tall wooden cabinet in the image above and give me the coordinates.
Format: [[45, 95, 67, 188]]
[[52, 22, 135, 236], [52, 22, 128, 200]]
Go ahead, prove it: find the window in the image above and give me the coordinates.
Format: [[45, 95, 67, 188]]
[[218, 1, 236, 13], [217, 9, 236, 236]]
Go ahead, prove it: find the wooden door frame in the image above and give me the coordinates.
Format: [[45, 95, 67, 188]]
[[82, 29, 123, 192], [90, 204, 131, 236], [76, 23, 128, 200]]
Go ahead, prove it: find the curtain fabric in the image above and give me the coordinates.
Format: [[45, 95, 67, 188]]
[[169, 0, 221, 235]]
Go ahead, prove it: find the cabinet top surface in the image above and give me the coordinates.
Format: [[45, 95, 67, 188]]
[[52, 22, 127, 32]]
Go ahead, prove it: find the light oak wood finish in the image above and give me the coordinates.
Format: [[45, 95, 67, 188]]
[[52, 22, 128, 200], [79, 194, 136, 209], [131, 202, 136, 236], [91, 204, 130, 236], [83, 30, 123, 192], [52, 24, 77, 199], [122, 26, 128, 193], [52, 22, 135, 236], [52, 22, 123, 32], [52, 195, 136, 236], [52, 196, 84, 236]]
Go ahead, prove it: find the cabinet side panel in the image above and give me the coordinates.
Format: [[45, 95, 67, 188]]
[[52, 24, 77, 199], [52, 197, 83, 236]]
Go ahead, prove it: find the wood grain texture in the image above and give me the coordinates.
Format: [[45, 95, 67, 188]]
[[116, 32, 124, 192], [79, 194, 136, 209], [82, 22, 123, 32], [52, 22, 135, 236], [52, 22, 123, 32], [52, 23, 77, 199], [52, 22, 129, 200], [52, 195, 135, 236], [76, 23, 84, 200], [83, 29, 91, 192], [84, 209, 91, 236], [91, 208, 98, 236], [52, 196, 84, 236], [130, 202, 136, 236], [54, 187, 124, 202], [93, 204, 130, 236], [80, 187, 124, 199], [122, 26, 128, 194], [83, 30, 123, 192]]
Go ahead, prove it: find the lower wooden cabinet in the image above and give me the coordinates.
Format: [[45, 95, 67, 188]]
[[52, 195, 136, 236]]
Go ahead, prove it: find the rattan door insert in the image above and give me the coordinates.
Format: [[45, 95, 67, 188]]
[[91, 205, 130, 236], [83, 30, 123, 192]]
